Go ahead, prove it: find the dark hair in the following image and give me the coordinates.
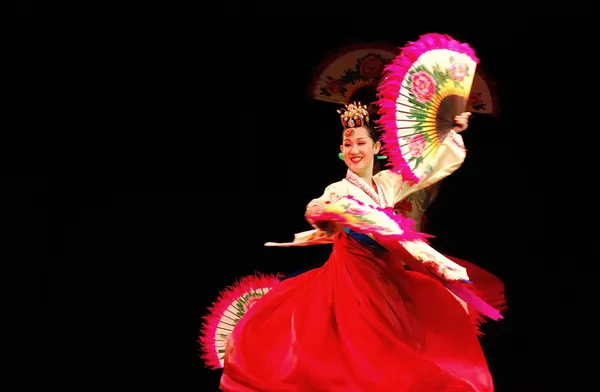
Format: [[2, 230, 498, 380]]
[[347, 85, 382, 129]]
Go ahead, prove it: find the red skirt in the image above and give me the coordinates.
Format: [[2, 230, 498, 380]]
[[221, 233, 495, 391]]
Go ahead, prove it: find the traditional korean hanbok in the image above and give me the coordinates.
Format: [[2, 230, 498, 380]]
[[218, 129, 504, 392]]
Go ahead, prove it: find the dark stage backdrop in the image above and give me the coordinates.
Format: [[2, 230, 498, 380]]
[[34, 15, 550, 392]]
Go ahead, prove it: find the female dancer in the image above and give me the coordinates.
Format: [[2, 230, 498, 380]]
[[219, 103, 501, 391]]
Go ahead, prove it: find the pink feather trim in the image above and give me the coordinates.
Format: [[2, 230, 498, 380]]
[[197, 273, 282, 369], [445, 282, 503, 323], [375, 33, 479, 184]]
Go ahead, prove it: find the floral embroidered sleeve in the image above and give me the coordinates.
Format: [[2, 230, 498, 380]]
[[305, 183, 343, 231], [307, 183, 342, 208]]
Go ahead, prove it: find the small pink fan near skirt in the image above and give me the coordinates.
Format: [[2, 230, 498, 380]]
[[198, 273, 281, 369]]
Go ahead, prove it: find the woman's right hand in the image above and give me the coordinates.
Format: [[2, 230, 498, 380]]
[[305, 199, 325, 225], [305, 200, 340, 235]]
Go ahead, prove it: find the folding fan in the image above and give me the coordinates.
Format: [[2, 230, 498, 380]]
[[466, 67, 499, 116], [310, 195, 429, 243], [308, 42, 398, 105], [198, 274, 281, 369], [377, 33, 479, 184]]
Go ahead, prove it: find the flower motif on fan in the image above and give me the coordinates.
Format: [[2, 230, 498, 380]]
[[417, 251, 467, 281], [408, 134, 426, 157], [334, 202, 376, 226], [318, 52, 390, 101], [319, 201, 380, 228], [450, 63, 468, 81], [418, 253, 450, 280], [410, 71, 437, 103], [325, 78, 345, 94], [423, 260, 443, 275], [359, 54, 385, 79]]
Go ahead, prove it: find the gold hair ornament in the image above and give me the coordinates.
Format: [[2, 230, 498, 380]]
[[337, 102, 370, 128]]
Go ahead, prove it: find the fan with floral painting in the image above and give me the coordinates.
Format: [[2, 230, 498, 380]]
[[198, 274, 281, 369], [308, 42, 398, 106], [377, 33, 479, 184]]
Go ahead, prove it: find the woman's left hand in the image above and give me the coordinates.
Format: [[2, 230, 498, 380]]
[[452, 112, 471, 133]]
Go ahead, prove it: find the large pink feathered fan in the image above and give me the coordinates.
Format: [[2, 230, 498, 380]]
[[198, 274, 281, 369], [377, 33, 479, 184]]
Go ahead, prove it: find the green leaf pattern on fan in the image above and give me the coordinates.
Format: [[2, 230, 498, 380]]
[[319, 52, 388, 98], [401, 61, 471, 172], [233, 291, 266, 320], [340, 202, 377, 225]]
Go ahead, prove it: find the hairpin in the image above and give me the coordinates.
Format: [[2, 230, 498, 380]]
[[337, 102, 370, 128]]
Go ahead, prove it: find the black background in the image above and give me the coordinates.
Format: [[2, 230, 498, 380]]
[[15, 6, 570, 391]]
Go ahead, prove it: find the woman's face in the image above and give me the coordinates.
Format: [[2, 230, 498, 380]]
[[340, 126, 380, 176]]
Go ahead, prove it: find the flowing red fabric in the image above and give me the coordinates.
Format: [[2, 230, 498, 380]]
[[380, 241, 505, 328], [221, 233, 494, 391], [444, 255, 507, 314]]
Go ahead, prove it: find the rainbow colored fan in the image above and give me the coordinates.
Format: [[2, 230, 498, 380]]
[[198, 274, 281, 369], [311, 195, 429, 243], [377, 33, 478, 184]]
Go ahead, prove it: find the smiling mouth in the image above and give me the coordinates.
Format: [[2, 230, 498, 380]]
[[350, 157, 362, 163]]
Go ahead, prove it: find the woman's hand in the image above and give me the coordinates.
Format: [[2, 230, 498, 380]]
[[452, 111, 471, 133], [305, 200, 325, 226], [305, 200, 340, 235]]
